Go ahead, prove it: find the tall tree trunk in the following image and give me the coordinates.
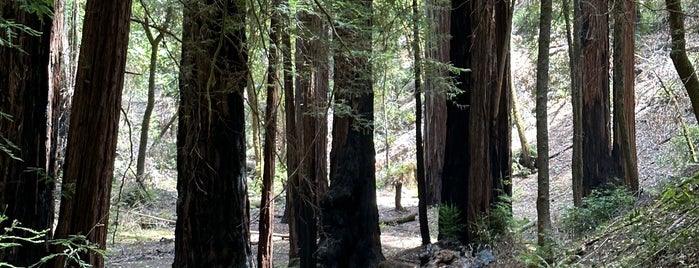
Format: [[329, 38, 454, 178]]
[[492, 0, 513, 206], [535, 0, 553, 252], [612, 0, 639, 193], [413, 0, 431, 245], [441, 0, 510, 243], [53, 0, 133, 266], [666, 0, 699, 123], [564, 0, 584, 207], [173, 1, 253, 266], [0, 2, 54, 265], [258, 0, 282, 266], [318, 0, 385, 266], [423, 0, 449, 205], [281, 0, 299, 259], [293, 2, 329, 266], [580, 0, 612, 197]]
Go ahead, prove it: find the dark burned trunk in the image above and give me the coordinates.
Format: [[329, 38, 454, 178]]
[[423, 0, 449, 205], [611, 0, 638, 193], [441, 0, 511, 243], [580, 0, 613, 196], [413, 0, 431, 245], [52, 0, 133, 266], [0, 2, 54, 265], [173, 1, 253, 267], [318, 0, 384, 266]]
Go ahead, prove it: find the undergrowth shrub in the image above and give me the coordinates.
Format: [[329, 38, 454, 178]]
[[561, 186, 635, 236], [438, 204, 465, 240], [0, 214, 103, 267]]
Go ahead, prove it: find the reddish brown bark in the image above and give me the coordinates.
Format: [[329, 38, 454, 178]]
[[441, 0, 511, 243], [580, 0, 613, 197], [257, 1, 282, 267], [423, 0, 449, 205], [612, 0, 639, 193], [52, 0, 133, 266]]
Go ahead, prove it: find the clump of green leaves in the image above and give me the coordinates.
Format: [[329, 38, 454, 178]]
[[0, 214, 103, 268], [438, 204, 465, 240], [561, 186, 635, 236]]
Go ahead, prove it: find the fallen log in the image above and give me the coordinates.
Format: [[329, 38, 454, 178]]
[[380, 212, 417, 226]]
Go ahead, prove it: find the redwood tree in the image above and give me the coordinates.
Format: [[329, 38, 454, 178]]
[[0, 2, 55, 265], [293, 1, 330, 265], [440, 0, 512, 243], [173, 0, 253, 266], [52, 0, 133, 266], [579, 0, 613, 197], [423, 0, 449, 205], [612, 0, 638, 192], [257, 0, 282, 266], [317, 0, 384, 265]]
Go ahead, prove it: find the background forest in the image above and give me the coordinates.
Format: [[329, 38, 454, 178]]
[[1, 0, 699, 267]]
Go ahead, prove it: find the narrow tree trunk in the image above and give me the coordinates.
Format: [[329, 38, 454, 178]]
[[173, 1, 253, 266], [413, 0, 430, 245], [53, 0, 133, 266], [612, 0, 639, 193], [666, 0, 699, 123], [535, 0, 553, 253], [563, 0, 584, 207], [257, 1, 282, 266], [512, 87, 534, 169], [0, 2, 54, 265], [281, 2, 300, 259], [136, 6, 172, 184]]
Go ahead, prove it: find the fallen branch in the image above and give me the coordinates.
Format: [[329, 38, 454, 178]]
[[380, 212, 417, 226]]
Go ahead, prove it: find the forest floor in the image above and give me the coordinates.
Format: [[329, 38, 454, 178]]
[[104, 31, 698, 267], [104, 86, 692, 267]]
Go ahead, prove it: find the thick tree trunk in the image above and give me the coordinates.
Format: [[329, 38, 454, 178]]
[[0, 3, 54, 265], [257, 1, 282, 267], [535, 0, 553, 251], [293, 2, 329, 266], [666, 0, 699, 123], [612, 0, 639, 193], [441, 0, 510, 243], [423, 0, 449, 205], [173, 1, 253, 267], [52, 0, 133, 266], [492, 0, 513, 205], [580, 0, 613, 197], [318, 0, 384, 266]]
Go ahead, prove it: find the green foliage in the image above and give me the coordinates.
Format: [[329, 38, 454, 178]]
[[665, 125, 699, 169], [561, 187, 635, 236], [438, 203, 465, 240], [0, 214, 103, 268], [0, 0, 54, 51]]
